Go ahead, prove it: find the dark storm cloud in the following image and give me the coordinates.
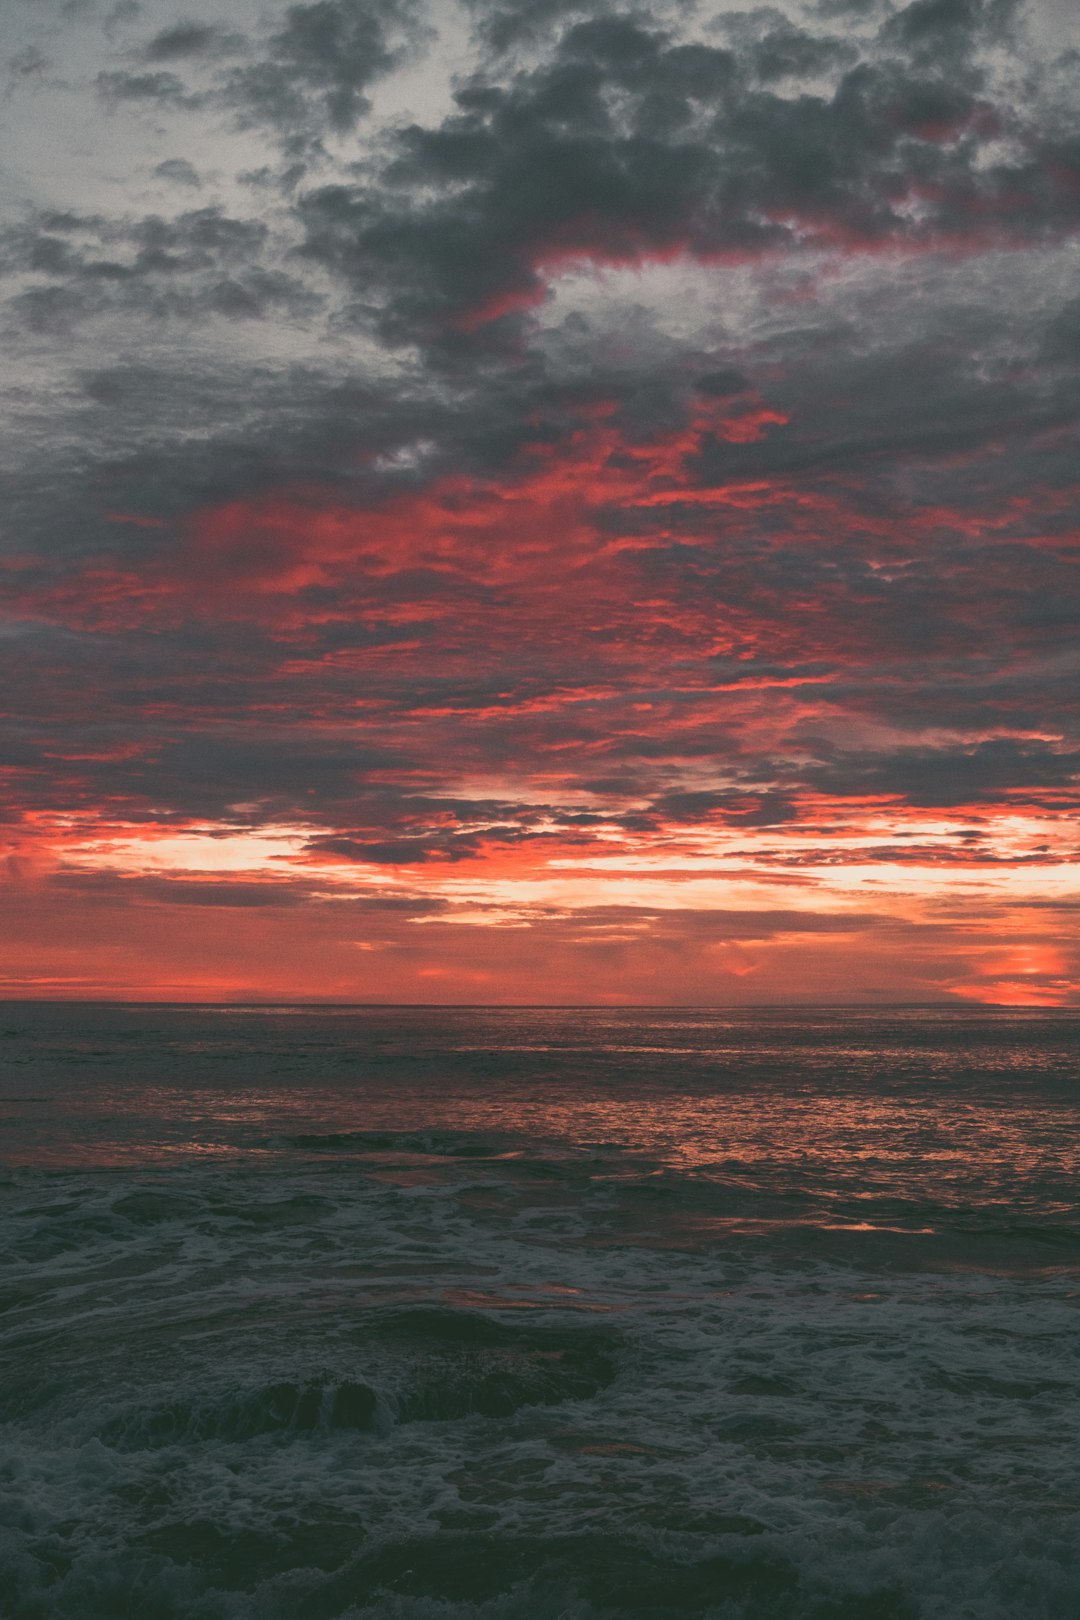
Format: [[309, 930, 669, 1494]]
[[880, 0, 1016, 57], [464, 0, 625, 56], [294, 0, 1080, 343], [8, 0, 1079, 546], [679, 325, 1080, 491], [143, 21, 243, 61], [90, 0, 429, 145], [307, 828, 533, 863], [649, 789, 798, 828], [804, 739, 1080, 806], [748, 25, 857, 83], [0, 700, 408, 823], [222, 0, 431, 137]]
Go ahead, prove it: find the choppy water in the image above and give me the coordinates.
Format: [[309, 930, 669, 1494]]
[[2, 1004, 1079, 1619]]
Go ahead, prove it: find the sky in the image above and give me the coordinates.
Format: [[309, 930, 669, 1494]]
[[1, 0, 1078, 1004]]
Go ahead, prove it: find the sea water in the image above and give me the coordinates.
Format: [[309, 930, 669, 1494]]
[[1, 1004, 1078, 1619]]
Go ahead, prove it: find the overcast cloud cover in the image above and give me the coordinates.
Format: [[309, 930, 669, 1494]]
[[1, 0, 1079, 1002]]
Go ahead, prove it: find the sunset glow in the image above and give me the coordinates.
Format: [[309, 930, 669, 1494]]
[[2, 0, 1078, 1003]]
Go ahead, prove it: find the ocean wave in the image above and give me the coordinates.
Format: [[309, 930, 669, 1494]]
[[91, 1311, 621, 1454], [4, 1008, 1080, 1618], [97, 1379, 380, 1450], [277, 1129, 513, 1158]]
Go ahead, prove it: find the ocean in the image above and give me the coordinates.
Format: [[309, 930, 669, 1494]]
[[1, 1004, 1078, 1619]]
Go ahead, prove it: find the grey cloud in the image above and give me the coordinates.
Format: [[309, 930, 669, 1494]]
[[95, 2, 424, 138], [749, 24, 859, 82], [2, 0, 1079, 872], [143, 20, 242, 60], [131, 207, 269, 266], [96, 67, 202, 105], [814, 0, 883, 15], [1, 206, 321, 331], [154, 158, 202, 186], [0, 864, 442, 924], [292, 4, 1080, 351], [693, 367, 750, 398], [881, 0, 1018, 58], [1041, 298, 1080, 363], [8, 46, 52, 80], [307, 830, 527, 863], [224, 0, 430, 138], [650, 789, 798, 828], [804, 739, 1080, 805], [464, 0, 637, 56], [104, 1, 142, 36], [52, 872, 317, 907]]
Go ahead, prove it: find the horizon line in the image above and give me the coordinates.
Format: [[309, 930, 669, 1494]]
[[1, 999, 1074, 1012]]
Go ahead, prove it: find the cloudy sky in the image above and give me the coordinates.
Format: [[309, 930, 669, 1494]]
[[1, 0, 1078, 1003]]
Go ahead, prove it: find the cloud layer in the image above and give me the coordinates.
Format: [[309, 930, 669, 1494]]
[[1, 0, 1078, 1002]]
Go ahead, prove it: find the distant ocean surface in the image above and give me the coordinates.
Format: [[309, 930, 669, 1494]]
[[2, 1005, 1079, 1620]]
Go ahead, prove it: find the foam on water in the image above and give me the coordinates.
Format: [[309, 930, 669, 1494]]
[[1, 1006, 1079, 1618]]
